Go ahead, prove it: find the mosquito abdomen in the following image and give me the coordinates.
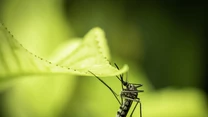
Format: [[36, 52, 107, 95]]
[[116, 99, 133, 117]]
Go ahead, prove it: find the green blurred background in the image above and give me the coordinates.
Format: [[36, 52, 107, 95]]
[[0, 0, 207, 117]]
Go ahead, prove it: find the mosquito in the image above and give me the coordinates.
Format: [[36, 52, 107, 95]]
[[89, 64, 144, 117]]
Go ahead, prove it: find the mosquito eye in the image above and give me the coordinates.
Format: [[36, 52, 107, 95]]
[[128, 85, 132, 88], [129, 84, 134, 89]]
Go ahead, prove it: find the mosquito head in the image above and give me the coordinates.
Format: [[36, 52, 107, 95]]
[[122, 81, 128, 86], [126, 83, 135, 90]]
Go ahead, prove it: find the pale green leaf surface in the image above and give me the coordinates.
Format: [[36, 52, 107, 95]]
[[49, 27, 129, 76], [0, 2, 78, 117], [0, 23, 128, 81]]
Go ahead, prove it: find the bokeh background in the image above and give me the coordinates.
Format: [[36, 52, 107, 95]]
[[0, 0, 207, 117]]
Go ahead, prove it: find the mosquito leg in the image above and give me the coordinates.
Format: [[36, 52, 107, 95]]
[[128, 83, 143, 88], [140, 101, 142, 117], [121, 90, 140, 93], [121, 90, 144, 95], [89, 71, 121, 105], [111, 92, 121, 105], [121, 95, 140, 102], [129, 100, 141, 117], [120, 94, 124, 105]]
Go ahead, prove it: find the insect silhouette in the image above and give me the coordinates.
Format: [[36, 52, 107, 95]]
[[89, 64, 144, 117]]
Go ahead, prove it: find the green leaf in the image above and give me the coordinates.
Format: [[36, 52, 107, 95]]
[[0, 23, 129, 82], [49, 27, 129, 76]]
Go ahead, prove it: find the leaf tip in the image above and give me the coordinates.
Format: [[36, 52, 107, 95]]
[[90, 27, 104, 35]]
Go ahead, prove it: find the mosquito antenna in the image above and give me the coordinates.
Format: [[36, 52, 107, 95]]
[[116, 75, 122, 81], [114, 63, 124, 82], [108, 62, 122, 82], [114, 63, 122, 78], [114, 63, 126, 90], [88, 71, 121, 105], [114, 63, 119, 69]]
